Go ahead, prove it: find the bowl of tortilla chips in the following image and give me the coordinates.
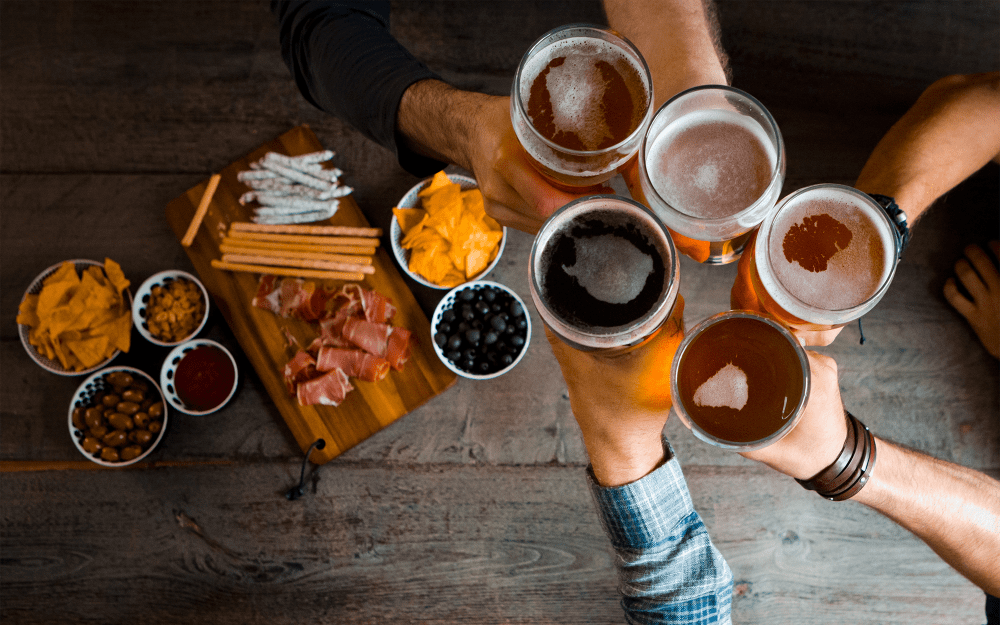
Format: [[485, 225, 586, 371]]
[[390, 171, 506, 290], [16, 258, 133, 376]]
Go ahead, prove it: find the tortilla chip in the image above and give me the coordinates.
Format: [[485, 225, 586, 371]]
[[393, 207, 426, 234]]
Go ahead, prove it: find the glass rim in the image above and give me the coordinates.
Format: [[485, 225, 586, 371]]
[[754, 183, 901, 324], [512, 23, 654, 158], [638, 84, 786, 234], [528, 194, 680, 350], [669, 310, 811, 451]]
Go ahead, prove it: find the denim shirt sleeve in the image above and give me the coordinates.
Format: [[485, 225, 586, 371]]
[[587, 439, 734, 624]]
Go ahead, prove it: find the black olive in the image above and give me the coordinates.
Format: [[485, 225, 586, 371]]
[[501, 354, 514, 366], [463, 348, 477, 361], [475, 301, 490, 315], [483, 289, 496, 302], [434, 332, 448, 348], [459, 288, 476, 301], [478, 362, 490, 373], [461, 304, 475, 321], [448, 335, 463, 351], [490, 316, 507, 332], [442, 309, 457, 323], [510, 301, 524, 317], [505, 324, 516, 335], [511, 335, 525, 348], [446, 350, 462, 362], [465, 329, 481, 344], [516, 317, 528, 330], [484, 331, 499, 345]]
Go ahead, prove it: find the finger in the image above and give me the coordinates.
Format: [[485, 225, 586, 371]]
[[943, 277, 977, 317], [797, 326, 842, 347], [503, 161, 581, 219], [965, 244, 1000, 291], [954, 258, 988, 301], [482, 195, 541, 234]]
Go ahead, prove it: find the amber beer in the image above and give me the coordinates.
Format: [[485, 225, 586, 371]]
[[734, 184, 900, 334], [511, 25, 653, 189], [636, 86, 785, 264], [529, 195, 679, 352], [671, 311, 810, 450]]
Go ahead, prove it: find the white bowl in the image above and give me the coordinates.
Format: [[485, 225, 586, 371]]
[[430, 280, 531, 380], [160, 339, 239, 415], [18, 259, 132, 376], [68, 366, 167, 467], [389, 173, 506, 290], [133, 270, 209, 347]]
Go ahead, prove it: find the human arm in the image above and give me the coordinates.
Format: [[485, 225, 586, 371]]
[[546, 297, 735, 623], [742, 352, 1000, 595], [854, 72, 1000, 226]]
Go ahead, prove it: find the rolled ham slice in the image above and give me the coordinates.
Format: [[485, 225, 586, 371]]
[[283, 349, 316, 395], [296, 368, 353, 406], [316, 347, 390, 382]]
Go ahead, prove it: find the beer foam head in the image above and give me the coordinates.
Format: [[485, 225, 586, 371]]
[[544, 52, 613, 150], [561, 232, 654, 304], [693, 362, 749, 410], [766, 188, 894, 311]]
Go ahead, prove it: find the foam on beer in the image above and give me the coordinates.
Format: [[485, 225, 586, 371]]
[[561, 233, 654, 304], [646, 109, 775, 219], [543, 52, 614, 150], [693, 362, 749, 410], [766, 189, 894, 310]]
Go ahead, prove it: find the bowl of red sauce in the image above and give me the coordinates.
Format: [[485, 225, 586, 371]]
[[159, 339, 238, 415]]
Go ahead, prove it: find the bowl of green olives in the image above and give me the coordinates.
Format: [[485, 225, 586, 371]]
[[430, 281, 531, 380], [68, 366, 168, 467]]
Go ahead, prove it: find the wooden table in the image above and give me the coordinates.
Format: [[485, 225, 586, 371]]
[[2, 2, 997, 623]]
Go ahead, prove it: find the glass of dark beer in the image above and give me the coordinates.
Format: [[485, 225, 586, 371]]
[[635, 85, 785, 265], [529, 195, 680, 352], [511, 24, 654, 190], [670, 311, 810, 451], [732, 184, 900, 336]]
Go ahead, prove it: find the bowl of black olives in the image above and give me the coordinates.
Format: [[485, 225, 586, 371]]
[[431, 281, 531, 380]]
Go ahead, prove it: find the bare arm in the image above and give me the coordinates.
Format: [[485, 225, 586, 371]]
[[603, 0, 729, 109], [854, 72, 1000, 225]]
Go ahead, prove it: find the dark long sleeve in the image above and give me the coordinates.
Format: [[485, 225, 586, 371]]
[[271, 0, 446, 176]]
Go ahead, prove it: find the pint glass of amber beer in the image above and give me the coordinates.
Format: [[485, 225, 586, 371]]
[[529, 195, 680, 352], [732, 184, 900, 336], [670, 311, 810, 451], [511, 25, 654, 190], [635, 86, 785, 265]]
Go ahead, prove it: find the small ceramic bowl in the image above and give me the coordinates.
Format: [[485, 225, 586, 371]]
[[68, 366, 167, 467], [133, 270, 209, 347], [389, 173, 506, 290], [160, 339, 239, 415], [18, 259, 132, 376], [430, 280, 531, 380]]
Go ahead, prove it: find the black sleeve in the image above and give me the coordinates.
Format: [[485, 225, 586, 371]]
[[271, 0, 446, 177]]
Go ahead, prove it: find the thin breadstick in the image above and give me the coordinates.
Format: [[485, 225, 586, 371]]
[[221, 253, 375, 275], [211, 259, 363, 282], [219, 243, 373, 265], [230, 222, 382, 237], [181, 173, 221, 247], [219, 237, 376, 256], [226, 230, 380, 248]]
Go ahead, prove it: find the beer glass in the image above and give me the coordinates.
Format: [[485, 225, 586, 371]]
[[529, 195, 680, 352], [732, 184, 900, 335], [635, 85, 785, 265], [670, 311, 810, 451], [511, 24, 654, 190]]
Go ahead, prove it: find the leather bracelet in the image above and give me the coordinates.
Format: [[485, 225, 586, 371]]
[[796, 411, 877, 501], [867, 193, 910, 257]]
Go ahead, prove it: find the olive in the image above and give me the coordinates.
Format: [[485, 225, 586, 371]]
[[461, 304, 475, 321], [442, 309, 456, 323], [490, 316, 507, 332], [501, 354, 514, 366], [72, 408, 87, 430], [131, 379, 149, 394], [148, 421, 162, 434], [459, 288, 475, 301], [116, 401, 140, 416], [484, 331, 499, 345], [447, 335, 462, 351], [100, 447, 120, 462], [106, 371, 134, 388], [122, 389, 145, 403], [108, 413, 134, 431], [510, 300, 524, 317], [88, 425, 109, 439], [478, 362, 490, 373], [81, 437, 103, 454], [101, 394, 121, 408], [446, 350, 462, 362], [148, 402, 164, 419], [433, 332, 448, 348], [511, 335, 526, 348], [483, 289, 496, 302], [516, 317, 528, 330], [102, 430, 128, 448], [130, 429, 153, 446], [475, 301, 490, 315], [465, 329, 481, 345], [119, 445, 143, 462], [462, 348, 477, 362], [133, 412, 151, 428]]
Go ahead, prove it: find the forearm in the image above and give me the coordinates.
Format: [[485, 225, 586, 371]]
[[854, 72, 1000, 225], [854, 438, 1000, 594], [603, 0, 729, 108], [396, 79, 491, 173]]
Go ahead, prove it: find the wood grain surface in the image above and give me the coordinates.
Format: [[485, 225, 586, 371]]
[[163, 125, 456, 464], [1, 1, 997, 623]]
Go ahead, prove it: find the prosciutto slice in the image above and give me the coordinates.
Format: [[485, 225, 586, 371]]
[[385, 327, 412, 371], [251, 276, 332, 321], [342, 284, 396, 323], [316, 347, 390, 382], [296, 368, 353, 406], [342, 317, 393, 357], [283, 349, 317, 395]]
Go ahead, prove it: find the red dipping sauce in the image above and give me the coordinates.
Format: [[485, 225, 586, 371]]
[[174, 345, 236, 411]]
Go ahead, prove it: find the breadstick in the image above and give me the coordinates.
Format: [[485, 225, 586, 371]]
[[221, 253, 375, 275], [230, 222, 382, 237], [219, 243, 373, 265], [219, 237, 376, 256], [211, 259, 364, 282], [227, 230, 379, 247], [181, 173, 221, 247]]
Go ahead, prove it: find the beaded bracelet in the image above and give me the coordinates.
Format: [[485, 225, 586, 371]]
[[796, 411, 877, 501]]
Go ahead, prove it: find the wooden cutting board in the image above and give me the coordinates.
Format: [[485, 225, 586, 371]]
[[164, 125, 457, 464]]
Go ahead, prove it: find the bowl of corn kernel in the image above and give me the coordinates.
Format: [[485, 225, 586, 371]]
[[132, 270, 209, 347]]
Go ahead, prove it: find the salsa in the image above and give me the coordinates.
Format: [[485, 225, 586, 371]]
[[175, 344, 235, 411]]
